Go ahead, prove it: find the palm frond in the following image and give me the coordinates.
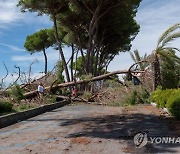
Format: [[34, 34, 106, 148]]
[[134, 49, 141, 62], [158, 50, 173, 59], [130, 51, 137, 63], [130, 50, 149, 69], [157, 23, 180, 48], [163, 49, 180, 63], [159, 50, 180, 67], [163, 47, 180, 52], [160, 32, 180, 47], [143, 53, 147, 59]]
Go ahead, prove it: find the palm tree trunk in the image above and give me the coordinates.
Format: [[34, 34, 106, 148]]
[[152, 54, 161, 91], [43, 48, 48, 74]]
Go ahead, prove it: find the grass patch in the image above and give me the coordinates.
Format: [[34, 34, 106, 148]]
[[16, 104, 35, 112]]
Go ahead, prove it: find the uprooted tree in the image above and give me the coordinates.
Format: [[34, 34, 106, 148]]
[[24, 68, 145, 99]]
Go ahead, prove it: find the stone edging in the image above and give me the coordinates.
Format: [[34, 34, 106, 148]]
[[0, 100, 70, 129]]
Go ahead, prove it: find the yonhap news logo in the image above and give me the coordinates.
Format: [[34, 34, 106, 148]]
[[134, 132, 180, 148], [134, 132, 148, 148]]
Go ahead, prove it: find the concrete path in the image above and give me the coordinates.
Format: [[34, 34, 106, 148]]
[[0, 104, 179, 154]]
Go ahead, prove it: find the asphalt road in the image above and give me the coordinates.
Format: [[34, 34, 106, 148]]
[[0, 104, 180, 154]]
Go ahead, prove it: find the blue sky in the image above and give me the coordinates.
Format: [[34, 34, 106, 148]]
[[0, 0, 180, 85]]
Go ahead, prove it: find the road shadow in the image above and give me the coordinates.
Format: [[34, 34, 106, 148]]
[[58, 113, 179, 153], [26, 110, 180, 153]]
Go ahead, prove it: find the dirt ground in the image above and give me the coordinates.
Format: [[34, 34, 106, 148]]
[[0, 104, 180, 154]]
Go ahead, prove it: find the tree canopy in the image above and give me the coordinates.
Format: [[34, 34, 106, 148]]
[[24, 29, 53, 53], [24, 29, 54, 74], [58, 0, 141, 74], [18, 0, 141, 79]]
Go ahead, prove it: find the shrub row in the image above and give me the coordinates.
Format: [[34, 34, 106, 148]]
[[123, 88, 150, 105], [150, 87, 180, 120], [0, 101, 13, 114]]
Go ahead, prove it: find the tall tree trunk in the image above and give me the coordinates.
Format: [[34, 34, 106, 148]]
[[94, 50, 99, 76], [52, 14, 70, 83], [74, 50, 79, 77], [85, 7, 99, 74], [70, 44, 74, 81], [90, 49, 95, 75], [152, 54, 161, 91], [43, 48, 48, 74]]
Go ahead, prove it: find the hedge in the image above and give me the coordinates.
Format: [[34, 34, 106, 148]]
[[150, 87, 180, 120], [0, 101, 13, 114]]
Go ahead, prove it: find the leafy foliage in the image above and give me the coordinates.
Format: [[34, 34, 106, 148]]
[[10, 84, 24, 103], [17, 104, 35, 111], [24, 29, 55, 74], [18, 0, 141, 77], [18, 0, 71, 82], [56, 61, 65, 83], [151, 88, 180, 120], [160, 50, 180, 89], [72, 56, 84, 78], [0, 101, 13, 114], [123, 88, 150, 105], [82, 91, 92, 100], [24, 29, 54, 53], [166, 90, 180, 120], [130, 49, 149, 70], [44, 95, 57, 104]]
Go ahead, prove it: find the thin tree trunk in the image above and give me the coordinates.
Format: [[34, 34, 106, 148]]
[[43, 48, 48, 74], [52, 14, 70, 83], [70, 44, 74, 81], [74, 50, 79, 77]]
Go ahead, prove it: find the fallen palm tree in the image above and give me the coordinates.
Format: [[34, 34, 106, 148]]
[[24, 69, 145, 99]]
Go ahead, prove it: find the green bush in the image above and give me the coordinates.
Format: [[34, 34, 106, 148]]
[[129, 90, 138, 105], [157, 89, 174, 108], [123, 88, 150, 106], [0, 101, 13, 113], [82, 91, 92, 100], [151, 88, 180, 120], [150, 86, 162, 102], [123, 90, 138, 105], [10, 84, 24, 103], [166, 89, 180, 120], [140, 88, 150, 104], [44, 95, 57, 104], [150, 87, 174, 108], [141, 88, 150, 99], [167, 98, 180, 120]]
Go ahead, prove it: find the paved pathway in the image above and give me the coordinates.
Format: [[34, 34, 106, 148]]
[[0, 104, 180, 154]]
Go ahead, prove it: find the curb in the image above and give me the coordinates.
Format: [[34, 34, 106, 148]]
[[0, 100, 70, 129]]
